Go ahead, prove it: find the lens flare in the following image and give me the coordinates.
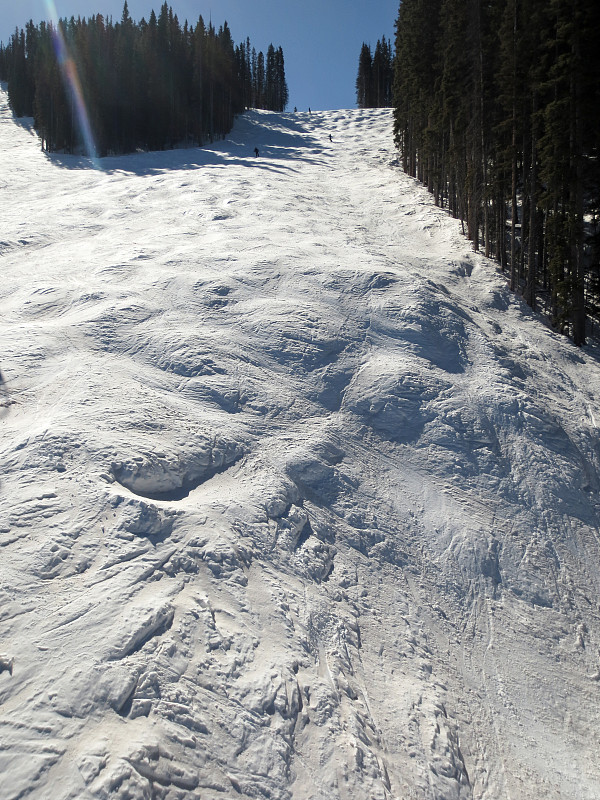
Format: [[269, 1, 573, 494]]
[[45, 0, 99, 167]]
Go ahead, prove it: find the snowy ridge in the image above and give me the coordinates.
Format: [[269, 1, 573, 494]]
[[1, 87, 600, 800]]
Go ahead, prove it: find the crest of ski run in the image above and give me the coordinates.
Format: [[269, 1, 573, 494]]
[[1, 87, 600, 800]]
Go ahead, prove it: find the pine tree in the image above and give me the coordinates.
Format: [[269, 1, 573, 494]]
[[7, 29, 33, 117], [372, 37, 393, 107], [275, 46, 289, 112], [256, 50, 265, 109], [356, 43, 373, 108], [392, 0, 600, 344], [2, 7, 286, 157]]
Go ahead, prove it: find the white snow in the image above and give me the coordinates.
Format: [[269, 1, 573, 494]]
[[1, 85, 600, 800]]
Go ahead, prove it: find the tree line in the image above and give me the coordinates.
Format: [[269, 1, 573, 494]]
[[392, 0, 600, 346], [0, 1, 288, 156], [356, 36, 394, 108]]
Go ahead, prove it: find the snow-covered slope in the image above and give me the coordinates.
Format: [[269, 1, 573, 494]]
[[1, 86, 600, 800]]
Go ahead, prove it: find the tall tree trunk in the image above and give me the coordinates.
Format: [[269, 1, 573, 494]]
[[510, 123, 518, 291], [571, 23, 585, 346], [525, 91, 537, 308]]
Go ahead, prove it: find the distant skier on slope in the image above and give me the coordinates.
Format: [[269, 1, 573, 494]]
[[254, 147, 259, 157], [329, 134, 333, 142]]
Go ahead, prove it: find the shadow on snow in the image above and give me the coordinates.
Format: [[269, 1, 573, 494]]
[[45, 110, 332, 176]]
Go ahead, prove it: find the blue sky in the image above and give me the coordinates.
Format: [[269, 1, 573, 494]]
[[0, 0, 399, 110]]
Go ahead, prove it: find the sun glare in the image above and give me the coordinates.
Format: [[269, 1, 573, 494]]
[[45, 0, 100, 167]]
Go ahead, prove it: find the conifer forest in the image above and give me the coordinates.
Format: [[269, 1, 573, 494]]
[[393, 0, 600, 345], [0, 2, 288, 156], [355, 37, 394, 109]]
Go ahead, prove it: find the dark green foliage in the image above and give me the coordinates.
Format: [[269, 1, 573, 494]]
[[265, 45, 288, 113], [356, 43, 373, 108], [393, 0, 600, 345], [356, 37, 393, 108], [5, 28, 34, 117], [1, 3, 288, 156]]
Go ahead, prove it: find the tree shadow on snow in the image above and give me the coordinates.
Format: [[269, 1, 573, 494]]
[[45, 110, 331, 176]]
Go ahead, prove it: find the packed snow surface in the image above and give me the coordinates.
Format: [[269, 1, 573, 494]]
[[1, 86, 600, 800]]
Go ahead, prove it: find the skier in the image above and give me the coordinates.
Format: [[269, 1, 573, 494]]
[[254, 147, 259, 157], [329, 134, 333, 142]]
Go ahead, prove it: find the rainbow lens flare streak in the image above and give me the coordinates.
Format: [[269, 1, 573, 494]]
[[45, 1, 99, 167]]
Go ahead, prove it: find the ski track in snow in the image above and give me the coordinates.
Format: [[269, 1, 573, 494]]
[[1, 85, 600, 800]]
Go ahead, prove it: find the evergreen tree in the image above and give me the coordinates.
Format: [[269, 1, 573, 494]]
[[356, 43, 373, 108], [392, 0, 600, 345], [275, 46, 289, 112], [1, 5, 286, 156], [372, 36, 393, 107], [6, 28, 34, 117], [256, 50, 265, 108]]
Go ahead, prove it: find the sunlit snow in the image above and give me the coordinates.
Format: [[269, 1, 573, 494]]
[[1, 84, 600, 800]]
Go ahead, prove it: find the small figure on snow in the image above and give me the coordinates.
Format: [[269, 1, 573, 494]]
[[308, 107, 311, 114], [329, 134, 333, 142], [254, 147, 259, 157]]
